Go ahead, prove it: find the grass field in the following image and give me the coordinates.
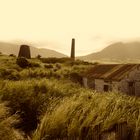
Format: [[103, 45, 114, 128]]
[[0, 54, 139, 140]]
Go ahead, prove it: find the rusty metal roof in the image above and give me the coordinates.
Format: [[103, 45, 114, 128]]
[[84, 64, 139, 81]]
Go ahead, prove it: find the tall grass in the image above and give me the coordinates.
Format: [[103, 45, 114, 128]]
[[32, 92, 140, 140], [0, 55, 93, 82], [0, 55, 140, 139], [0, 79, 83, 134], [0, 103, 25, 140]]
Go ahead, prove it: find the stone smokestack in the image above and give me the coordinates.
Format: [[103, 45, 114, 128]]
[[71, 38, 75, 60], [18, 45, 31, 59]]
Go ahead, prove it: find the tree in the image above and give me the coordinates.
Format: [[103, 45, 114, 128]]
[[36, 54, 41, 59]]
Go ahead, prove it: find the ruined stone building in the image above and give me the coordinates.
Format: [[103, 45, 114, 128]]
[[83, 64, 140, 96]]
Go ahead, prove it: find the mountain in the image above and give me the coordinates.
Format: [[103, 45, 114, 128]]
[[80, 42, 140, 63], [0, 42, 67, 58]]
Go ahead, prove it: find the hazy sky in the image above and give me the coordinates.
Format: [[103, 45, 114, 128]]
[[0, 0, 140, 56]]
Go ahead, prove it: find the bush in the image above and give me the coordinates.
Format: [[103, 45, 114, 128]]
[[40, 57, 71, 64], [55, 63, 61, 69], [0, 69, 12, 77], [29, 62, 40, 67], [44, 64, 53, 69], [36, 54, 41, 59], [16, 57, 29, 68], [41, 58, 59, 64], [9, 54, 16, 57], [69, 72, 83, 85], [7, 71, 20, 81], [0, 69, 20, 80]]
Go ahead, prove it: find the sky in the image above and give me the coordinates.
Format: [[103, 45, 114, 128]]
[[0, 0, 140, 56]]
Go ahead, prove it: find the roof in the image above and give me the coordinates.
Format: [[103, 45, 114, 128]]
[[84, 64, 139, 81]]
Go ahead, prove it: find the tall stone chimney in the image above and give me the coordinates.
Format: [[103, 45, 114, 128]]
[[71, 38, 75, 60]]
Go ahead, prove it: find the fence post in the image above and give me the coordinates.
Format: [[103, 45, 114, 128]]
[[115, 122, 128, 140], [80, 126, 90, 140], [92, 124, 101, 140], [135, 129, 140, 140]]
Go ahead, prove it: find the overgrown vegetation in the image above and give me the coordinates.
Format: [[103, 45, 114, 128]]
[[0, 55, 139, 140], [0, 103, 25, 140], [0, 79, 81, 134], [16, 57, 29, 68], [33, 92, 140, 140]]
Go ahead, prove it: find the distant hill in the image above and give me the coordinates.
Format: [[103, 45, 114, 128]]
[[80, 42, 140, 63], [0, 42, 67, 58]]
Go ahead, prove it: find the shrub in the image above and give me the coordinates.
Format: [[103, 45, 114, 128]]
[[53, 68, 58, 72], [55, 63, 61, 69], [69, 72, 83, 85], [9, 54, 16, 57], [16, 57, 29, 68], [93, 62, 99, 65], [0, 69, 20, 80], [41, 58, 59, 64], [36, 54, 41, 59], [44, 64, 53, 69], [7, 71, 20, 81], [40, 57, 71, 64], [29, 62, 40, 67], [0, 69, 12, 77]]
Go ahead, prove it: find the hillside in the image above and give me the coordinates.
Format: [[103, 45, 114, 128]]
[[0, 55, 139, 140], [0, 42, 67, 58], [80, 42, 140, 63]]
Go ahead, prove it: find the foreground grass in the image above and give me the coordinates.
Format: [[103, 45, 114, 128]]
[[0, 55, 139, 139], [32, 92, 140, 139], [0, 103, 25, 140], [0, 79, 84, 134], [0, 78, 140, 139]]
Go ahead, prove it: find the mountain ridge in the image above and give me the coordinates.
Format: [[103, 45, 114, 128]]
[[0, 42, 67, 58], [79, 42, 140, 62]]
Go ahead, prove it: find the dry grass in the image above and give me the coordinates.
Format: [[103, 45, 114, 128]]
[[0, 103, 25, 140], [32, 92, 140, 140], [0, 55, 139, 140]]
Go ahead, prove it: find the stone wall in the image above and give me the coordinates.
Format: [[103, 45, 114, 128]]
[[84, 66, 140, 96], [119, 67, 140, 96]]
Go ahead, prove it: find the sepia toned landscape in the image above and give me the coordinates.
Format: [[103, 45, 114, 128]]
[[0, 0, 140, 140], [0, 39, 139, 140]]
